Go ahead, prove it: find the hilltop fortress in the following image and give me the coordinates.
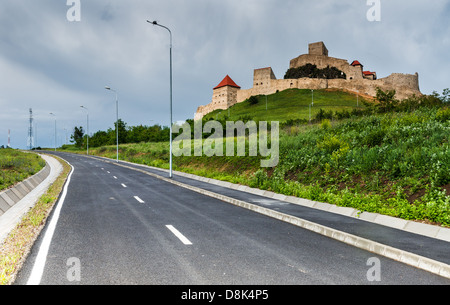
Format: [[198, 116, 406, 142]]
[[194, 42, 421, 120]]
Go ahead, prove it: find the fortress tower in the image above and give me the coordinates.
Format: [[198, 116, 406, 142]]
[[212, 75, 241, 109], [194, 75, 240, 121], [308, 41, 328, 56]]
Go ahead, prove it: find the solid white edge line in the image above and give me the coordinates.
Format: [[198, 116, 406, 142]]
[[27, 161, 74, 285], [134, 196, 145, 204], [166, 225, 193, 245]]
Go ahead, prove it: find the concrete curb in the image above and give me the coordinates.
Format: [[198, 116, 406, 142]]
[[177, 172, 450, 242], [0, 154, 63, 244], [105, 159, 450, 280]]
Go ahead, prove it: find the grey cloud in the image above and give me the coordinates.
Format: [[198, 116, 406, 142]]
[[0, 0, 449, 149]]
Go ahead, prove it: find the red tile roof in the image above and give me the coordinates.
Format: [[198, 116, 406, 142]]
[[351, 60, 363, 66], [363, 71, 375, 75], [214, 75, 241, 90]]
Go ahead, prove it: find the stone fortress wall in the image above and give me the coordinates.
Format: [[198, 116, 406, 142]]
[[195, 42, 421, 120]]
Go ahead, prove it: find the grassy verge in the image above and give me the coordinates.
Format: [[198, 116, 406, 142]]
[[0, 155, 71, 285], [0, 150, 46, 191]]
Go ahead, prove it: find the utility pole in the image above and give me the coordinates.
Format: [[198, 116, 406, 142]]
[[50, 113, 56, 152], [357, 90, 359, 107], [7, 129, 11, 148], [105, 87, 119, 162], [28, 108, 34, 150], [80, 106, 89, 155]]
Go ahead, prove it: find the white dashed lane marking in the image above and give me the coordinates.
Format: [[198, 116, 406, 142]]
[[166, 225, 193, 245], [134, 196, 145, 204]]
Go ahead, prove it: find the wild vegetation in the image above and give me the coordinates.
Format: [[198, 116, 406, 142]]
[[62, 88, 450, 226], [0, 149, 45, 191]]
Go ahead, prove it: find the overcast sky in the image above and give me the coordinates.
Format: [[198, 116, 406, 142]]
[[1, 0, 449, 149]]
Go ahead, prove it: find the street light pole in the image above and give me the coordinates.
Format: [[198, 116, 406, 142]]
[[50, 113, 56, 151], [357, 90, 359, 108], [309, 104, 311, 124], [147, 20, 173, 178], [80, 106, 89, 155], [105, 86, 119, 162], [309, 89, 314, 124]]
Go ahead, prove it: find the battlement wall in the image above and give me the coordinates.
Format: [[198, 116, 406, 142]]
[[236, 73, 420, 104], [289, 54, 364, 80], [327, 72, 420, 100]]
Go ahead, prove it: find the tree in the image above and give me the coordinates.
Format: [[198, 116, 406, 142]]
[[375, 88, 397, 112], [284, 64, 346, 80], [127, 125, 148, 143], [443, 88, 450, 103], [114, 119, 128, 144], [70, 119, 171, 149], [70, 126, 84, 148], [89, 131, 110, 147], [435, 88, 450, 104]]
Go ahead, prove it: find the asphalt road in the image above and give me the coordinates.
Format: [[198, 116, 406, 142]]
[[14, 152, 450, 285]]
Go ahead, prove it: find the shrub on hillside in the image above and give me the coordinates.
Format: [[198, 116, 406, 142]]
[[284, 64, 346, 80], [436, 107, 450, 122], [247, 96, 259, 105], [320, 119, 332, 130]]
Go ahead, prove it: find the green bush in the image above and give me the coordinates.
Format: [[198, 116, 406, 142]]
[[315, 108, 334, 121], [320, 119, 332, 130], [317, 135, 348, 154], [362, 129, 386, 147], [436, 107, 450, 122], [248, 96, 259, 105]]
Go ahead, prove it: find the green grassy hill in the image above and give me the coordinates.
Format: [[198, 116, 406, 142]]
[[203, 88, 368, 122]]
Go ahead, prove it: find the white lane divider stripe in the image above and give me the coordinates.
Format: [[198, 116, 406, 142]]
[[121, 184, 127, 188], [166, 225, 193, 245], [134, 196, 145, 204]]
